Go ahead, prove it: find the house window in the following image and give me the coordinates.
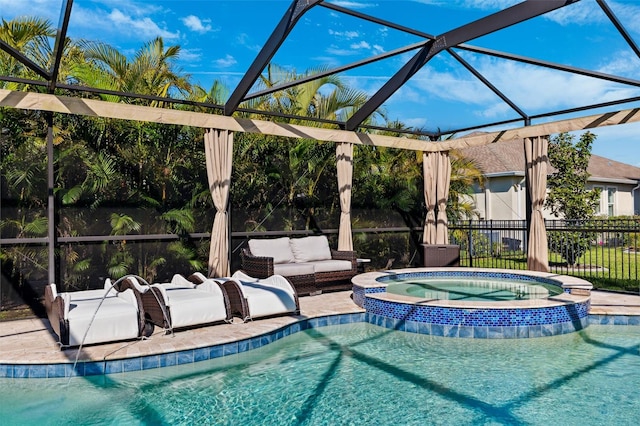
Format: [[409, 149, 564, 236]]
[[593, 186, 603, 215], [607, 187, 616, 216]]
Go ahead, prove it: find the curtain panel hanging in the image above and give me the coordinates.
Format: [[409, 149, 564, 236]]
[[205, 128, 234, 277], [336, 142, 354, 251], [524, 136, 550, 272], [435, 151, 451, 244], [423, 152, 438, 245]]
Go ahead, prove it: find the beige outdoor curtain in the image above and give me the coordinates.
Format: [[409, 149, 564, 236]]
[[423, 152, 438, 244], [524, 136, 550, 272], [205, 128, 234, 277], [337, 142, 354, 251], [423, 151, 451, 244], [436, 151, 451, 244]]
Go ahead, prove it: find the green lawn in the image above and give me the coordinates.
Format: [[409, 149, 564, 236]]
[[459, 247, 640, 293]]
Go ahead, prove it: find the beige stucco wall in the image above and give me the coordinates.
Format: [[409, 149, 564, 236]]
[[470, 176, 638, 220]]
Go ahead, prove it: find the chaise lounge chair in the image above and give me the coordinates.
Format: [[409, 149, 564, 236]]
[[129, 274, 232, 332], [215, 271, 300, 322], [44, 279, 151, 347]]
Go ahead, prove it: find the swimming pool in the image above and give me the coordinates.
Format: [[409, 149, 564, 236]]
[[385, 276, 563, 301], [1, 322, 638, 425]]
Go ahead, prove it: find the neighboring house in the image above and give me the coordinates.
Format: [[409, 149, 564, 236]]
[[459, 139, 640, 220]]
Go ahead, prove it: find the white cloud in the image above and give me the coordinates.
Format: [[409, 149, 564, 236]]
[[328, 29, 360, 39], [214, 54, 237, 68], [181, 15, 213, 34], [0, 0, 59, 21], [107, 9, 179, 39], [350, 41, 371, 50], [326, 1, 377, 9], [326, 45, 358, 57], [236, 33, 262, 53], [598, 50, 640, 76], [178, 48, 202, 62]]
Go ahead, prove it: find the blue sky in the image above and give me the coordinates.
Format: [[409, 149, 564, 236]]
[[3, 0, 640, 166]]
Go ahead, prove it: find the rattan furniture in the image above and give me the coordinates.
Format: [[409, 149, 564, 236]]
[[44, 279, 151, 347], [240, 236, 358, 296], [218, 271, 300, 322], [128, 274, 232, 332]]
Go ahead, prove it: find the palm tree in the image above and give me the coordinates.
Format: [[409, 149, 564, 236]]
[[73, 36, 191, 104], [0, 16, 55, 87]]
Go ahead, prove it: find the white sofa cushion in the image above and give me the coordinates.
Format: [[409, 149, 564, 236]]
[[248, 237, 295, 264], [290, 236, 332, 263], [310, 259, 353, 273], [273, 262, 315, 277]]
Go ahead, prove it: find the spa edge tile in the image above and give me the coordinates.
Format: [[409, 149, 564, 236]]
[[105, 360, 124, 374]]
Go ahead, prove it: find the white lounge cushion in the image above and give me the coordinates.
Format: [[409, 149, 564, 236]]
[[310, 259, 353, 273], [273, 262, 315, 277], [65, 289, 139, 346], [248, 237, 295, 264], [152, 278, 227, 329], [290, 236, 332, 263], [231, 271, 297, 319]]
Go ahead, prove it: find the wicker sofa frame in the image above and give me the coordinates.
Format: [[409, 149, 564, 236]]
[[240, 247, 357, 296]]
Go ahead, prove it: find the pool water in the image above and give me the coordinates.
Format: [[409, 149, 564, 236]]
[[385, 276, 563, 301], [1, 323, 639, 425]]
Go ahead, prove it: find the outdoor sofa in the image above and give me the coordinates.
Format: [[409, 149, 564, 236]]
[[44, 279, 151, 347], [240, 235, 357, 296]]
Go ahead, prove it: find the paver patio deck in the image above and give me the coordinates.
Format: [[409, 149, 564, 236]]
[[0, 290, 638, 366]]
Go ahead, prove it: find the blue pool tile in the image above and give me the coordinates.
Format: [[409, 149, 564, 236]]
[[488, 327, 503, 339], [444, 325, 459, 337], [528, 325, 542, 338], [177, 350, 194, 365], [223, 342, 238, 356], [47, 363, 66, 378], [0, 364, 13, 378], [431, 324, 444, 337], [502, 327, 516, 339], [405, 320, 419, 334], [541, 324, 554, 337], [237, 339, 250, 354], [142, 355, 161, 369], [105, 360, 123, 374], [417, 321, 430, 335], [458, 326, 474, 338], [599, 315, 613, 325], [13, 365, 29, 378], [473, 326, 488, 339], [628, 316, 640, 326], [70, 363, 84, 377], [84, 361, 105, 376], [317, 317, 328, 327], [28, 365, 47, 378], [193, 348, 209, 362], [209, 345, 224, 359], [160, 352, 177, 367], [122, 358, 142, 372], [613, 316, 629, 325], [249, 336, 262, 350]]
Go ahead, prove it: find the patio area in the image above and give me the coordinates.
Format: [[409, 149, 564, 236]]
[[1, 289, 638, 370]]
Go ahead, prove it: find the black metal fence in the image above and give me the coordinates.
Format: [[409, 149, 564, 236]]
[[449, 219, 640, 294], [2, 218, 639, 316]]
